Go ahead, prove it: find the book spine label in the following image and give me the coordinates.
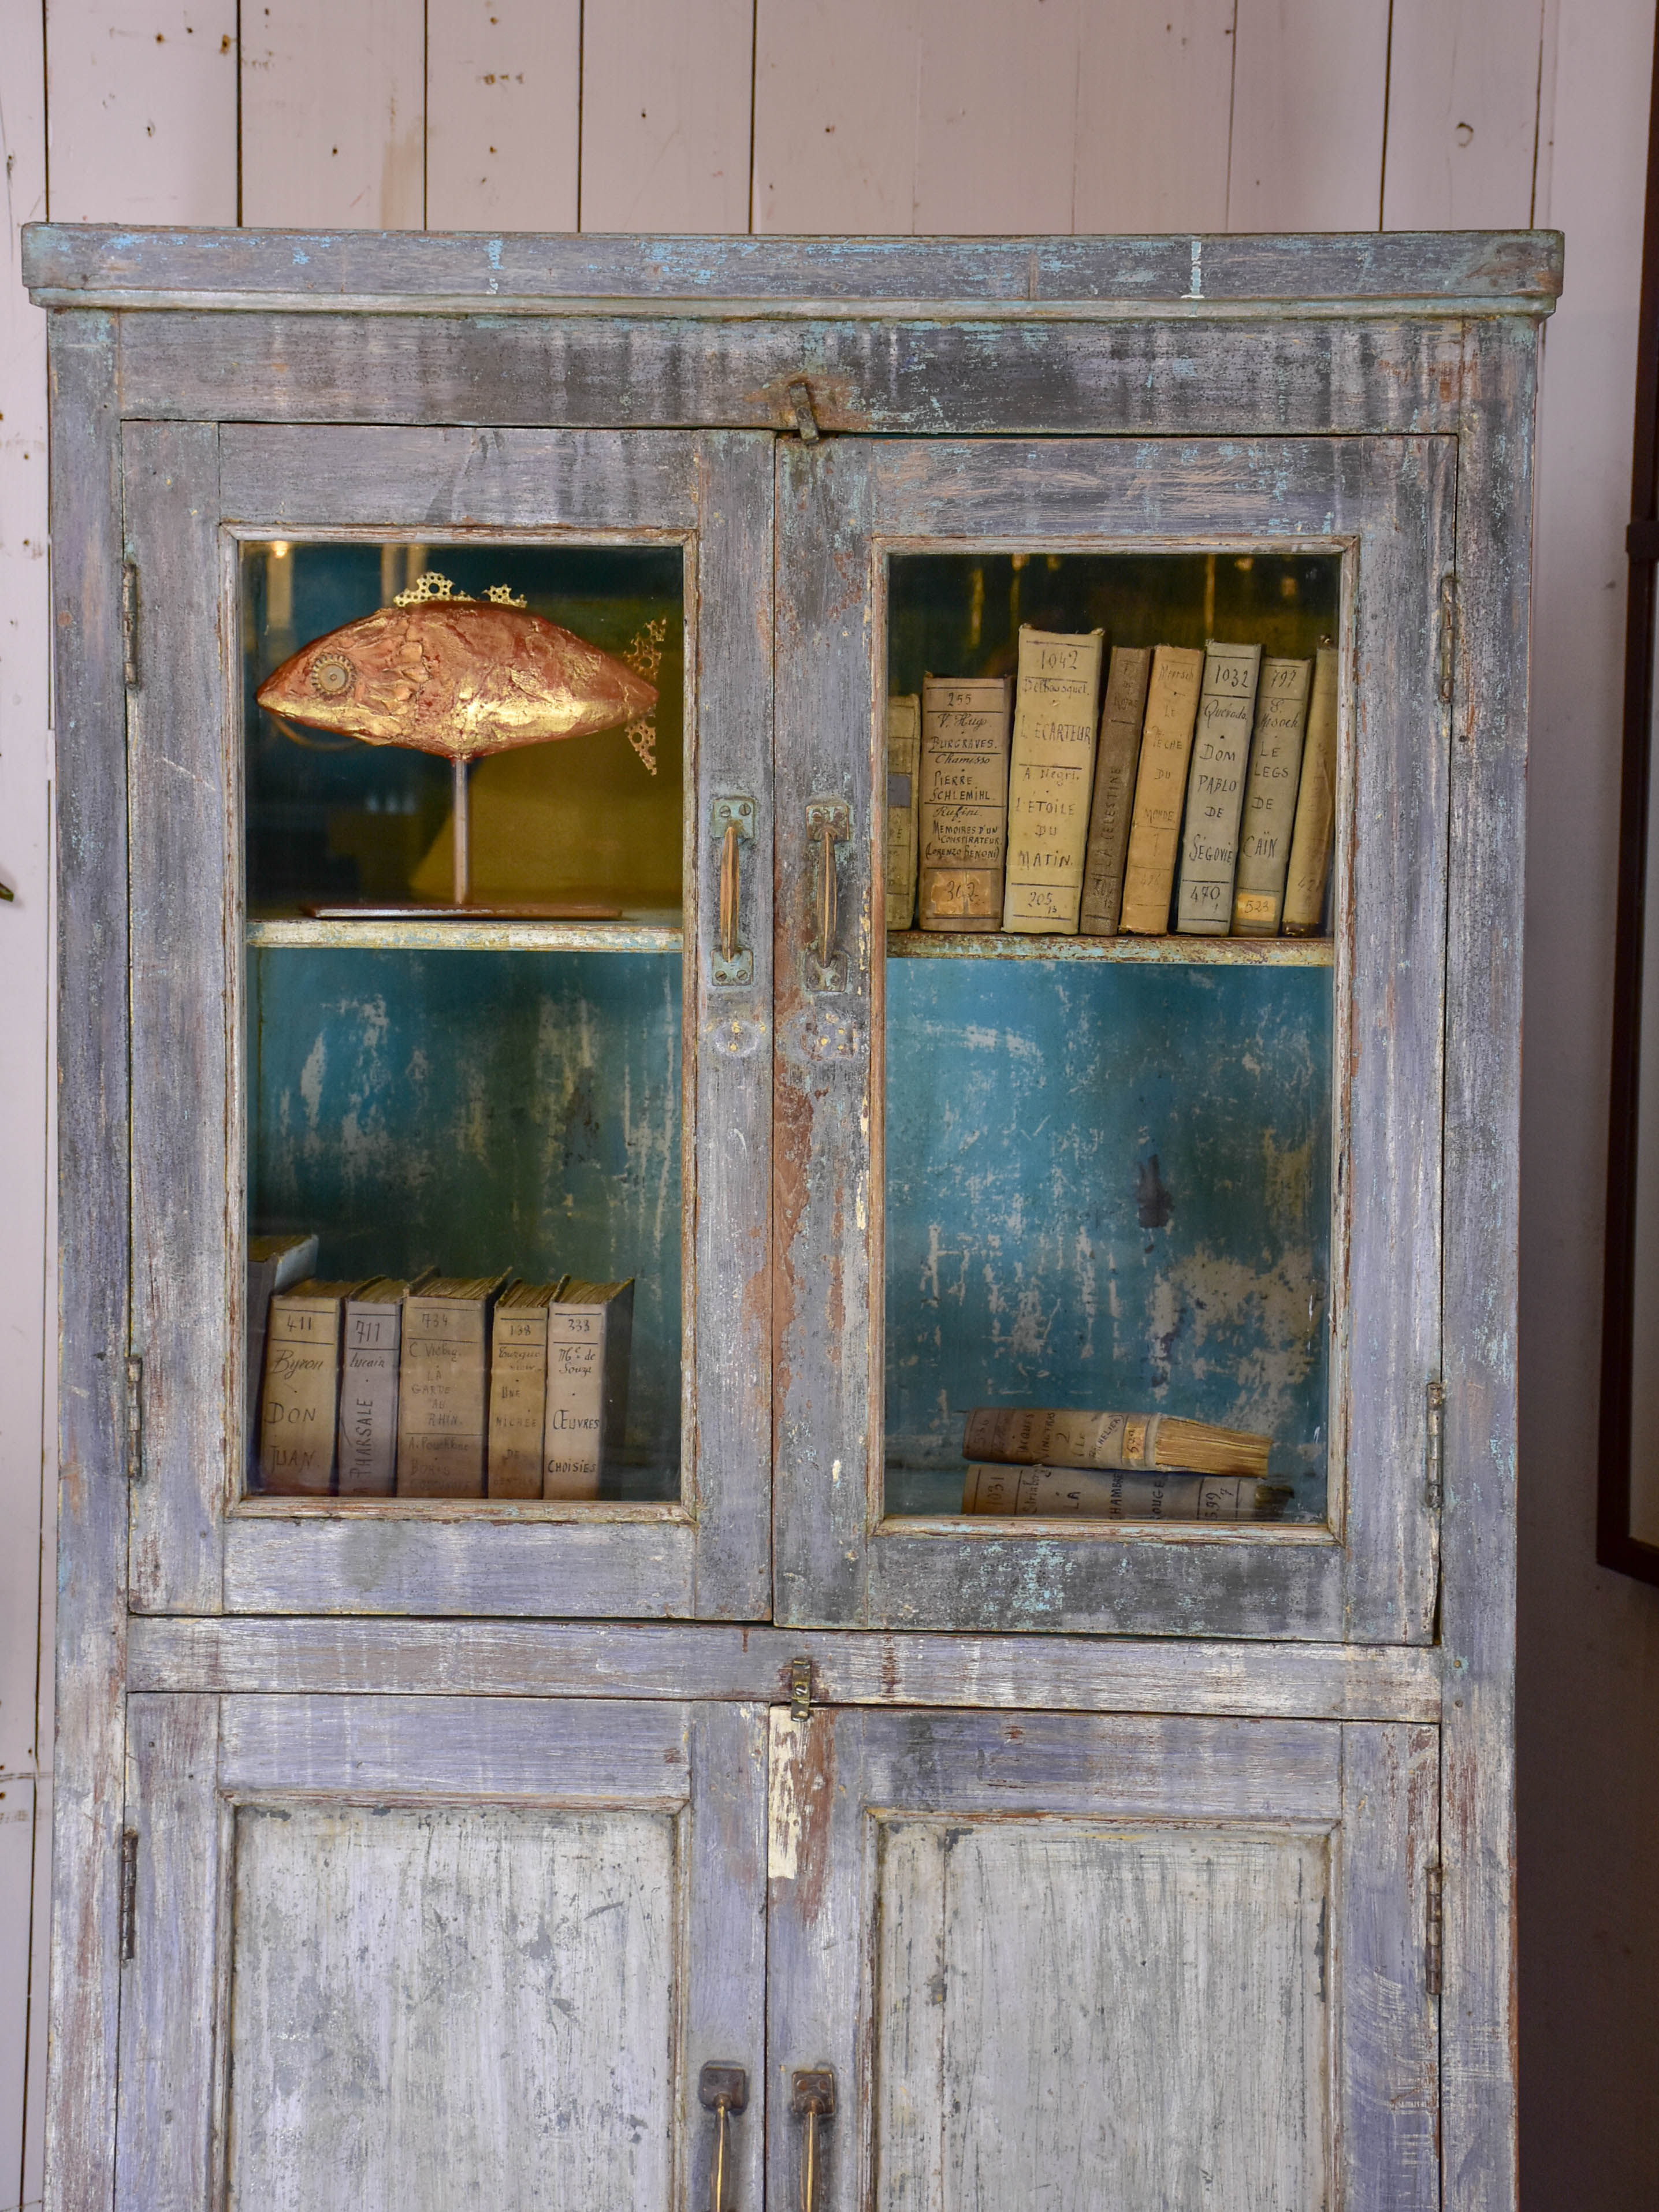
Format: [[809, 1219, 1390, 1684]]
[[963, 1465, 1262, 1519], [962, 1406, 1158, 1470], [1176, 642, 1262, 935], [258, 1305, 341, 1495], [1002, 629, 1104, 934], [488, 1310, 549, 1499], [885, 695, 920, 931], [917, 680, 1012, 931], [1282, 644, 1340, 935], [544, 1307, 608, 1499], [1118, 646, 1206, 933], [336, 1305, 401, 1496], [397, 1302, 488, 1497], [1232, 657, 1314, 934], [1079, 646, 1153, 935]]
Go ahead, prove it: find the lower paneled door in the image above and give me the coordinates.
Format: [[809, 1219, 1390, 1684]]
[[117, 1694, 1437, 2212]]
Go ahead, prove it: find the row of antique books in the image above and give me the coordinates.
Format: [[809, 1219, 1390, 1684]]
[[957, 1406, 1290, 1521], [886, 631, 1338, 938], [248, 1234, 632, 1499]]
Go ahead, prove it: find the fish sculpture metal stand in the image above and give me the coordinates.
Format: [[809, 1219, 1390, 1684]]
[[256, 574, 659, 919]]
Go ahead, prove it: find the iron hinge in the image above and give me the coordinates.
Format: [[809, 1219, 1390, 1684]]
[[1438, 571, 1457, 712], [1425, 1861, 1443, 1998], [1424, 1378, 1444, 1511], [126, 1355, 144, 1484], [790, 1656, 813, 1721], [122, 560, 141, 691], [787, 380, 822, 444], [120, 1827, 139, 1963]]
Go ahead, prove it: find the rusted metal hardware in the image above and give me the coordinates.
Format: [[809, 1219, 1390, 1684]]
[[697, 2062, 749, 2212], [1438, 571, 1457, 708], [126, 1355, 144, 1484], [712, 795, 757, 986], [1424, 1380, 1445, 1511], [790, 2068, 835, 2212], [786, 379, 821, 443], [120, 1828, 139, 1962], [804, 800, 851, 991], [122, 559, 141, 690], [1425, 1862, 1444, 1998], [790, 1656, 813, 1720]]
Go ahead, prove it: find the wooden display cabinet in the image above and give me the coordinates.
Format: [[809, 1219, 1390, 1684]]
[[25, 224, 1557, 2212]]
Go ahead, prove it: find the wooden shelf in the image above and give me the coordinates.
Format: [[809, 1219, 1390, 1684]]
[[247, 916, 683, 954], [886, 930, 1333, 966]]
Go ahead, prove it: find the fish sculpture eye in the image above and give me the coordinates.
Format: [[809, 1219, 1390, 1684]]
[[309, 651, 356, 698]]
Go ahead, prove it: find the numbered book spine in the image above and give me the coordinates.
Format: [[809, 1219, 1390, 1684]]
[[1231, 656, 1315, 934], [1282, 642, 1340, 935], [885, 692, 921, 931], [336, 1278, 418, 1497], [1079, 646, 1154, 935], [245, 1230, 318, 1478], [487, 1281, 561, 1500], [258, 1278, 356, 1495], [1001, 626, 1105, 934], [1176, 641, 1262, 935], [396, 1275, 508, 1498], [963, 1464, 1281, 1520], [1118, 645, 1206, 933], [962, 1405, 1271, 1478], [544, 1280, 635, 1499], [916, 675, 1014, 930]]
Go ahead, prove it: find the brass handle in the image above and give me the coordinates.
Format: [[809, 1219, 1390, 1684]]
[[698, 2063, 748, 2212], [804, 800, 851, 990], [711, 797, 756, 987], [791, 2067, 835, 2212]]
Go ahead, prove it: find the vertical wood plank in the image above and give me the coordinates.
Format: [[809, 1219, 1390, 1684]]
[[44, 0, 239, 224], [1072, 0, 1239, 234], [752, 0, 920, 235], [686, 1703, 769, 2212], [1381, 0, 1548, 229], [910, 0, 1083, 236], [1338, 1723, 1440, 2211], [43, 306, 127, 2212], [241, 0, 426, 229], [425, 0, 581, 232], [579, 0, 754, 233], [1227, 0, 1390, 230], [0, 1776, 36, 2212], [124, 421, 228, 1615]]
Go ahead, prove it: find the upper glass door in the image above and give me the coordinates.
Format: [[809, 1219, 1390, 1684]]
[[124, 423, 773, 1617], [773, 435, 1454, 1639]]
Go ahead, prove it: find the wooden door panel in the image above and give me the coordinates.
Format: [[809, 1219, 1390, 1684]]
[[767, 1707, 1437, 2212], [116, 1696, 768, 2212]]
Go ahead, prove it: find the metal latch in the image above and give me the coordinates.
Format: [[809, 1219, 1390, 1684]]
[[787, 379, 821, 444], [790, 1657, 813, 1721]]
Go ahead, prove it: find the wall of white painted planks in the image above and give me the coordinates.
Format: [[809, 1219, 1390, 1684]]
[[2, 0, 1657, 2205]]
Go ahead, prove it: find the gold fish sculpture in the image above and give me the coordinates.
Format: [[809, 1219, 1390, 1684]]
[[256, 573, 660, 912]]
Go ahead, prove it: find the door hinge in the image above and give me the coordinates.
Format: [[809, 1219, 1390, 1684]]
[[786, 379, 822, 445], [1425, 1860, 1443, 1998], [122, 560, 142, 691], [1437, 571, 1457, 711], [120, 1827, 139, 1962], [126, 1355, 144, 1484], [1424, 1378, 1444, 1511], [790, 1656, 814, 1720]]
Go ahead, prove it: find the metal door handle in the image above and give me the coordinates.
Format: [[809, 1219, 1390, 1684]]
[[791, 2067, 835, 2212], [805, 800, 851, 990], [698, 2062, 748, 2211], [711, 797, 756, 986]]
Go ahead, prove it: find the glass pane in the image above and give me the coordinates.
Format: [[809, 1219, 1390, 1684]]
[[242, 540, 685, 1505], [884, 550, 1338, 1529]]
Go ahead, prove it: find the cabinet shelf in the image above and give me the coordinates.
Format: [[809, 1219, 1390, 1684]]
[[886, 930, 1333, 966], [246, 915, 683, 954]]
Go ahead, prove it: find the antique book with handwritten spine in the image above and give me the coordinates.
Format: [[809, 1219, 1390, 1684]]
[[257, 1277, 364, 1495], [1231, 655, 1314, 934], [246, 1230, 318, 1475], [1118, 645, 1206, 932], [336, 1272, 433, 1496], [397, 1274, 509, 1497], [1282, 642, 1340, 935], [916, 675, 1014, 930], [487, 1280, 564, 1500], [962, 1464, 1289, 1520], [1079, 645, 1154, 935], [962, 1406, 1271, 1479], [1175, 641, 1263, 934], [1001, 626, 1104, 934], [885, 692, 921, 931], [544, 1278, 635, 1499]]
